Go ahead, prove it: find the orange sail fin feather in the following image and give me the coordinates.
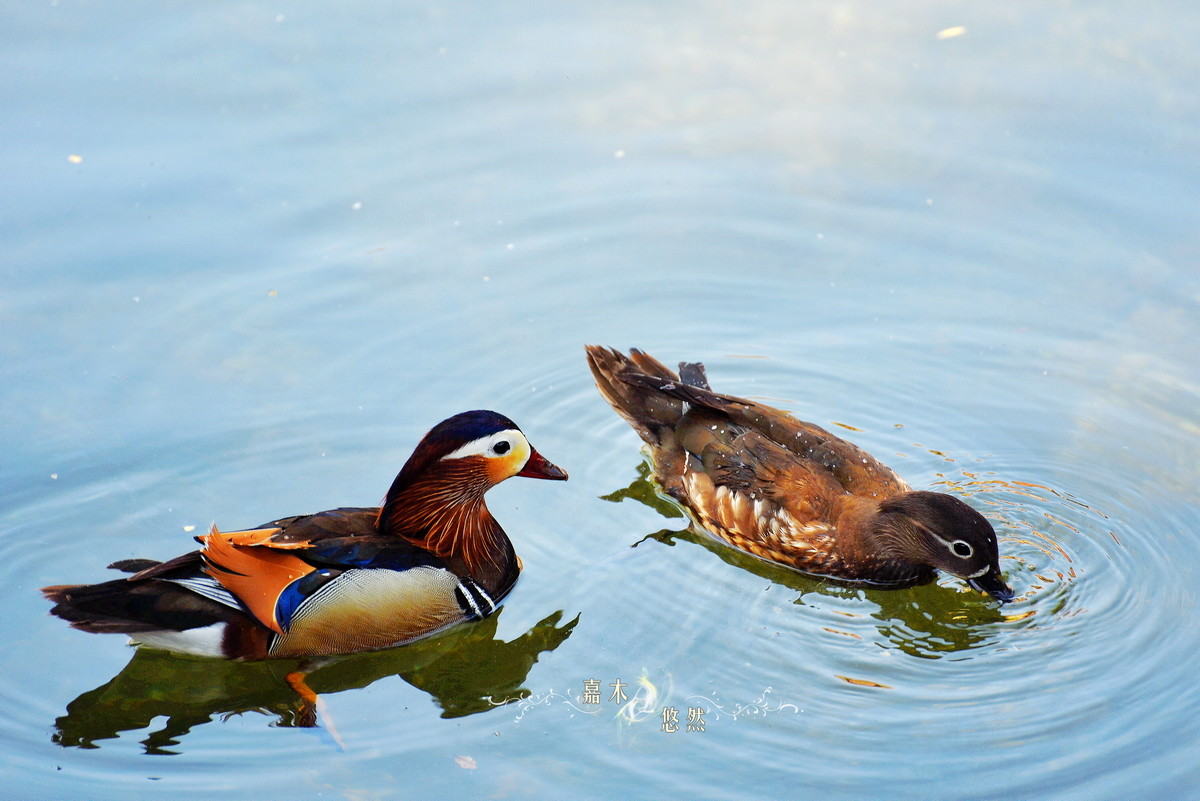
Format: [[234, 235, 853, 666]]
[[221, 527, 312, 549], [199, 525, 317, 634]]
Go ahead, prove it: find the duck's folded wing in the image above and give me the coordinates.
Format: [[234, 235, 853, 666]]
[[619, 371, 909, 497], [255, 506, 383, 545], [676, 419, 845, 531], [198, 524, 450, 635]]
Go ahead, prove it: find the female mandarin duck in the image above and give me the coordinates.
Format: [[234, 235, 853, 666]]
[[586, 347, 1014, 602], [43, 410, 568, 660]]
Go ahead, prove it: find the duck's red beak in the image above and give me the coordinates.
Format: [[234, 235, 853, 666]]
[[518, 448, 568, 480]]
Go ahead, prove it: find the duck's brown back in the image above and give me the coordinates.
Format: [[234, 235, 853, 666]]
[[586, 346, 921, 582]]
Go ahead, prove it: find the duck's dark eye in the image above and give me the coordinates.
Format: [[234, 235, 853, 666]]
[[951, 540, 973, 558], [493, 440, 511, 456]]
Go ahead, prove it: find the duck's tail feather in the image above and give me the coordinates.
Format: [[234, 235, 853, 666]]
[[585, 346, 692, 445], [42, 560, 236, 635]]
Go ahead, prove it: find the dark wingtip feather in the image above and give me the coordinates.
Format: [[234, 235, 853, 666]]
[[678, 361, 710, 390], [41, 584, 74, 603], [108, 558, 161, 573], [617, 370, 734, 412]]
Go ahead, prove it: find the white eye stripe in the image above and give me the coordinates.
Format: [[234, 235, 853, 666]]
[[440, 429, 527, 462], [928, 531, 975, 559], [928, 531, 955, 548]]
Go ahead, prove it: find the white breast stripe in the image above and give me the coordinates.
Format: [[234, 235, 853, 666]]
[[462, 578, 496, 618], [455, 583, 482, 618], [476, 583, 496, 616]]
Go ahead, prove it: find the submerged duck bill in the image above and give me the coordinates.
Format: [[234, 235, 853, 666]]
[[968, 570, 1015, 603], [518, 449, 568, 481]]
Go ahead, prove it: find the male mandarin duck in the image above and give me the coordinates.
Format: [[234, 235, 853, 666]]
[[43, 410, 568, 660], [585, 347, 1014, 602]]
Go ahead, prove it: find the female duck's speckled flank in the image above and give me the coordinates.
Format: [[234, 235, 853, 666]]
[[43, 410, 568, 659], [586, 347, 1013, 602]]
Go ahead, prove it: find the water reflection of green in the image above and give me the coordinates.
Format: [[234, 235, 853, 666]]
[[52, 608, 577, 755], [607, 461, 1007, 658]]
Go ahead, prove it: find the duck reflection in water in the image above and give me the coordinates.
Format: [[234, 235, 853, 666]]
[[43, 410, 572, 749], [52, 608, 577, 755]]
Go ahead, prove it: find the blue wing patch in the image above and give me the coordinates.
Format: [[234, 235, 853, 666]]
[[275, 568, 339, 631], [304, 537, 445, 571]]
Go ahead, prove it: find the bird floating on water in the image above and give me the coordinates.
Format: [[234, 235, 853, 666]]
[[43, 410, 569, 660], [586, 346, 1013, 602]]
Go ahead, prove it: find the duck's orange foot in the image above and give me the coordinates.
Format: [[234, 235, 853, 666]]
[[284, 670, 319, 727], [285, 670, 345, 749]]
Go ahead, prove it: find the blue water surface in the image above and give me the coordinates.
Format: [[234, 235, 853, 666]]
[[3, 2, 1199, 799]]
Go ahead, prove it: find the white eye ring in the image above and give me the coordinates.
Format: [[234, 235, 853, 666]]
[[441, 429, 526, 461], [950, 540, 974, 558]]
